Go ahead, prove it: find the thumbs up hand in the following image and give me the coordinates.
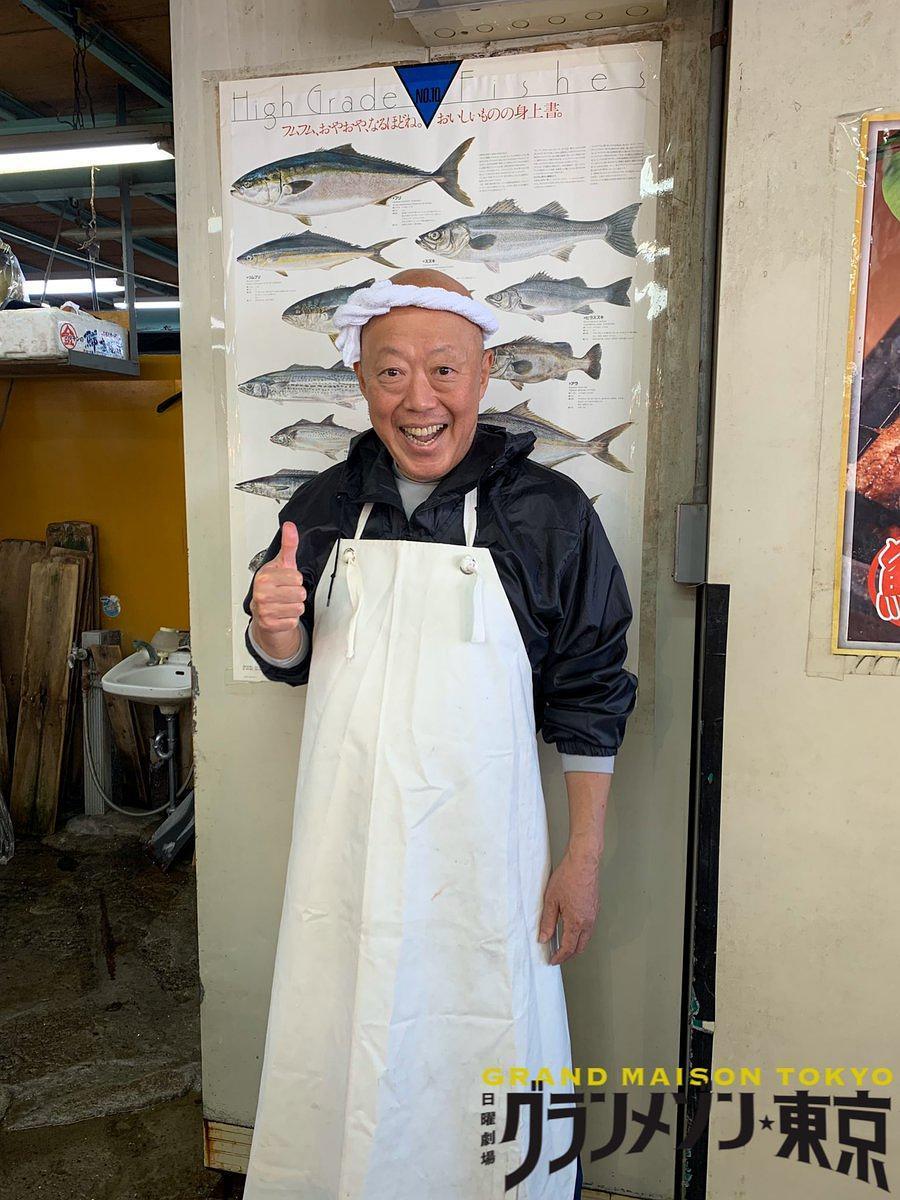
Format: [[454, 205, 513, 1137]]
[[250, 521, 307, 657]]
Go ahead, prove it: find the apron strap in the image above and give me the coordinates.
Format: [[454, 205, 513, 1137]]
[[463, 487, 478, 548], [354, 502, 374, 540]]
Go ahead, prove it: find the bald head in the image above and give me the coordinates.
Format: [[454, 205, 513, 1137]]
[[388, 268, 471, 298]]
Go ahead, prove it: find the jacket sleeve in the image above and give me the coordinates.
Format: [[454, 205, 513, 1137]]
[[539, 502, 638, 756], [242, 510, 317, 687]]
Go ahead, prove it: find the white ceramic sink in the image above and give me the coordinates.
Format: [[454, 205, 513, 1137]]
[[101, 648, 192, 707]]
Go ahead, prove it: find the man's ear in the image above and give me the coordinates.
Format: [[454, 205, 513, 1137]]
[[479, 349, 494, 398], [353, 360, 367, 399]]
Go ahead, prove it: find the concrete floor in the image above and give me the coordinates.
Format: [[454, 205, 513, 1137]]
[[0, 813, 244, 1199]]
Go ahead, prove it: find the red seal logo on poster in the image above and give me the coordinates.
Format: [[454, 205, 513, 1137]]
[[59, 322, 78, 350], [867, 536, 900, 625]]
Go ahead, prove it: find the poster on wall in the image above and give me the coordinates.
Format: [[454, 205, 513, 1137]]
[[218, 44, 663, 680], [834, 113, 900, 656]]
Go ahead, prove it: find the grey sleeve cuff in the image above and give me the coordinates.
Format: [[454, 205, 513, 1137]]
[[247, 620, 310, 668], [560, 752, 615, 774]]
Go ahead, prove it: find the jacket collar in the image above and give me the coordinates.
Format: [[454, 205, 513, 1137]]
[[339, 423, 535, 508]]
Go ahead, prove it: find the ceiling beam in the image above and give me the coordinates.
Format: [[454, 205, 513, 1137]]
[[147, 193, 177, 215], [17, 0, 173, 108], [34, 199, 178, 269], [0, 89, 44, 121], [0, 109, 173, 136], [0, 159, 177, 203], [0, 218, 178, 297]]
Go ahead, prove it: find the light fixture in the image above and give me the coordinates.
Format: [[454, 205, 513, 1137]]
[[0, 142, 172, 175], [0, 124, 174, 176], [23, 277, 124, 296], [114, 299, 180, 310]]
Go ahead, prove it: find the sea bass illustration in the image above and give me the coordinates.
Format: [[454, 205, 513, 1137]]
[[282, 279, 375, 337], [237, 231, 398, 275], [236, 468, 319, 501], [489, 337, 602, 389], [417, 199, 640, 272], [238, 361, 362, 405], [270, 414, 357, 458], [485, 272, 632, 321], [231, 139, 474, 222], [479, 401, 632, 472]]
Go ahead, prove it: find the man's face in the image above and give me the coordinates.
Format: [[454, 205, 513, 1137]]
[[354, 306, 493, 482]]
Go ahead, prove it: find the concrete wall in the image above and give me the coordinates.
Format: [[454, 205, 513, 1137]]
[[706, 1, 900, 1195]]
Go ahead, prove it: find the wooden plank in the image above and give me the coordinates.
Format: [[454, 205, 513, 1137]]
[[89, 644, 148, 807], [46, 522, 96, 631], [0, 652, 9, 797], [10, 559, 80, 835], [0, 539, 46, 742], [49, 548, 90, 808]]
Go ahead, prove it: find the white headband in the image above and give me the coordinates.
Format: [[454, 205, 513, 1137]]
[[333, 279, 499, 367]]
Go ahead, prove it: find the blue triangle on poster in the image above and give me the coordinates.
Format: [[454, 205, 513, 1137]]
[[395, 61, 462, 129]]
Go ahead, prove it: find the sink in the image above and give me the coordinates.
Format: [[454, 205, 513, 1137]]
[[101, 648, 192, 708]]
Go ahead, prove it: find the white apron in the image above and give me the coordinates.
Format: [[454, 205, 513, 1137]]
[[244, 488, 576, 1200]]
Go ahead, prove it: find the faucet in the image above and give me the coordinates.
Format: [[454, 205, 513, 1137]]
[[133, 639, 160, 665]]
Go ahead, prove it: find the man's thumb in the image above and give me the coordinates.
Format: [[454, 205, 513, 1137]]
[[279, 521, 300, 568]]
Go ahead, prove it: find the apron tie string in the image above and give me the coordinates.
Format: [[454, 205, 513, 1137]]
[[344, 546, 363, 658], [460, 555, 485, 643]]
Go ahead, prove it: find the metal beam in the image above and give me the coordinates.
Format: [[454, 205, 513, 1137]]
[[0, 160, 177, 204], [0, 109, 173, 136], [35, 200, 178, 269], [17, 0, 173, 108], [0, 89, 44, 121], [0, 218, 178, 297], [147, 193, 177, 215]]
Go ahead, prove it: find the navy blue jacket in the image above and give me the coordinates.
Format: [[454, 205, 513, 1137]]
[[243, 423, 637, 757]]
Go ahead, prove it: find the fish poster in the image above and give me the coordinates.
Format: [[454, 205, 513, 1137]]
[[834, 113, 900, 655], [218, 44, 662, 679]]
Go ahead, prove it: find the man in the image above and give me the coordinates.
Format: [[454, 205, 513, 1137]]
[[242, 269, 637, 1199]]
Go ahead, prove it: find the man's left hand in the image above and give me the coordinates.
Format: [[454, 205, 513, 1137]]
[[538, 847, 600, 966]]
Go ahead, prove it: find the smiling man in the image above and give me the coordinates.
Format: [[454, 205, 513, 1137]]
[[241, 269, 637, 1200]]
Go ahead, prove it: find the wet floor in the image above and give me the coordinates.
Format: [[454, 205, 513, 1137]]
[[0, 813, 244, 1199]]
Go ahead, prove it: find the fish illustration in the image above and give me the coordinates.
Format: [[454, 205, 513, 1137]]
[[231, 140, 474, 222], [270, 414, 358, 458], [416, 199, 640, 272], [485, 272, 632, 321], [479, 403, 631, 472], [282, 279, 375, 338], [249, 548, 269, 572], [236, 468, 319, 501], [489, 337, 602, 389], [237, 231, 399, 275], [238, 361, 363, 405], [0, 239, 25, 308]]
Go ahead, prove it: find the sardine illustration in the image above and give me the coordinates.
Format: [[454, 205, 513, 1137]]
[[485, 272, 632, 322], [237, 231, 399, 275], [238, 361, 362, 405], [231, 139, 474, 222], [417, 199, 640, 272], [489, 337, 602, 389], [236, 468, 319, 501], [479, 401, 632, 472], [282, 279, 375, 337], [270, 414, 357, 459]]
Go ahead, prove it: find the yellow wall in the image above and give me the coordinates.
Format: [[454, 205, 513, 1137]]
[[0, 355, 187, 655]]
